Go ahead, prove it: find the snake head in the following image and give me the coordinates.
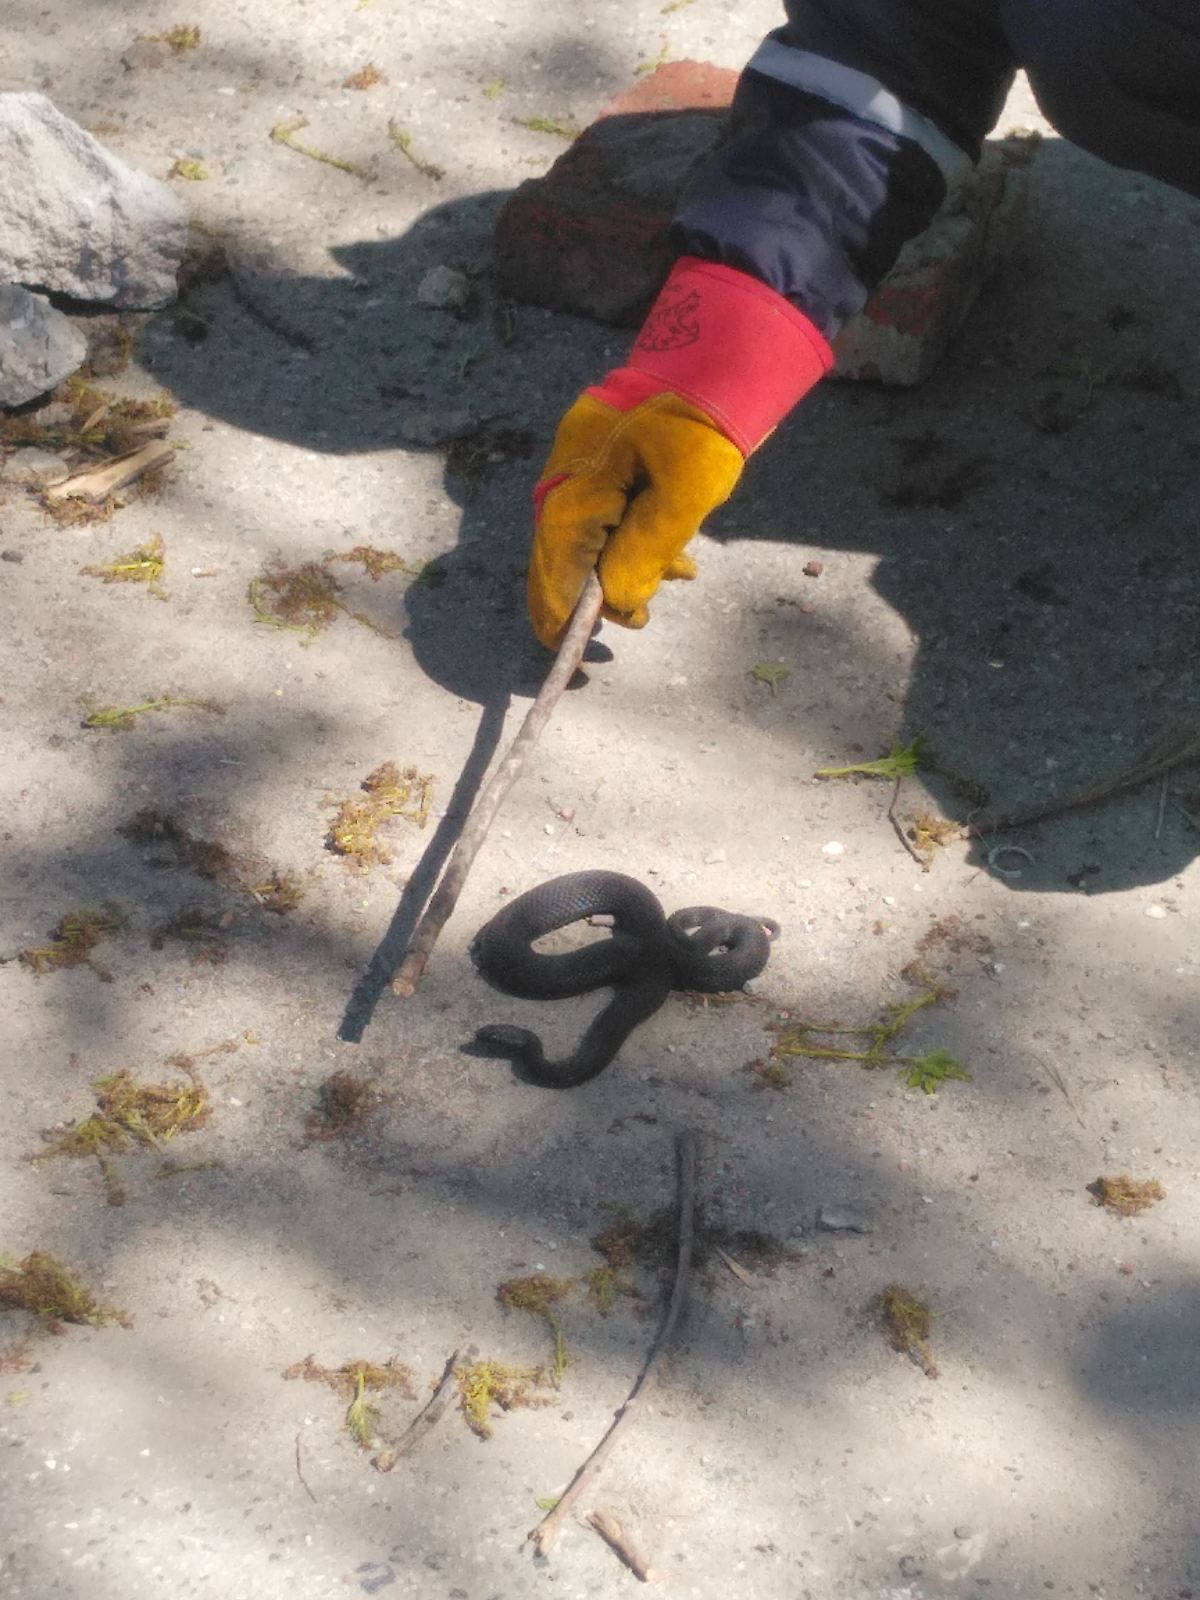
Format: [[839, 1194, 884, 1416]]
[[472, 1023, 541, 1059]]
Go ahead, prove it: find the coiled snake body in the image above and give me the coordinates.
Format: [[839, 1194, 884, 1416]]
[[471, 870, 779, 1088]]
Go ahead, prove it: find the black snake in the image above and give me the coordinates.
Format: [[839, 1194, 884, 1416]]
[[471, 870, 779, 1088]]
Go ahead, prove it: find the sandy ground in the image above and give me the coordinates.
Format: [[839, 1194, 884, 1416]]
[[1, 3, 1198, 1598]]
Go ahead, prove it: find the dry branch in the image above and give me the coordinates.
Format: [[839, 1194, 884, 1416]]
[[982, 732, 1200, 834], [392, 573, 603, 996], [528, 1129, 696, 1558], [374, 1344, 472, 1469]]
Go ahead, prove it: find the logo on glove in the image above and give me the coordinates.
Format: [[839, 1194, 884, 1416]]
[[635, 286, 701, 352]]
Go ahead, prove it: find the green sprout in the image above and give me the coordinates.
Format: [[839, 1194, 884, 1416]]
[[816, 736, 927, 781]]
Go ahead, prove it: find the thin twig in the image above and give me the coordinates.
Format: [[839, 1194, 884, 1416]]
[[1040, 1055, 1085, 1129], [374, 1344, 472, 1469], [587, 1510, 659, 1583], [295, 1430, 317, 1502], [887, 775, 928, 867], [983, 733, 1200, 834], [392, 574, 604, 996], [529, 1129, 697, 1558]]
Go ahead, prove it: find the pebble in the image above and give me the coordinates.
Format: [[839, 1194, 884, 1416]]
[[1, 446, 70, 487], [821, 840, 845, 858], [416, 265, 470, 310], [1, 549, 25, 563], [1143, 904, 1167, 919], [121, 38, 173, 71], [704, 847, 726, 864], [816, 1204, 871, 1234], [954, 1525, 973, 1541]]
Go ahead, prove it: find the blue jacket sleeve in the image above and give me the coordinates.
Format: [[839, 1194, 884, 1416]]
[[672, 0, 1200, 341], [670, 2, 1017, 340]]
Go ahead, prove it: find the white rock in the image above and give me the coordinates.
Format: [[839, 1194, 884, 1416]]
[[0, 284, 86, 406], [703, 847, 726, 865], [0, 93, 187, 307], [415, 265, 470, 310], [1143, 904, 1168, 919], [817, 1204, 871, 1234], [0, 443, 70, 485], [821, 840, 845, 858]]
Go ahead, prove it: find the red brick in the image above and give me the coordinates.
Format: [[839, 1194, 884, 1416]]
[[595, 60, 738, 120]]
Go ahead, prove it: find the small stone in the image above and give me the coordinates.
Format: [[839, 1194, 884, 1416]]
[[121, 39, 173, 72], [703, 847, 726, 865], [416, 265, 470, 310], [954, 1526, 973, 1541], [1, 548, 25, 562], [816, 1204, 871, 1234], [0, 285, 87, 406], [898, 1555, 924, 1580], [821, 840, 845, 858], [802, 559, 824, 577], [1143, 903, 1167, 919], [557, 806, 575, 822], [1, 444, 70, 486]]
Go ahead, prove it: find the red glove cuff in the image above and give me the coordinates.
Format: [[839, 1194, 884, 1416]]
[[586, 257, 833, 456]]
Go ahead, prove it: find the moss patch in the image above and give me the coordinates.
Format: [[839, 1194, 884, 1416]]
[[118, 809, 304, 914], [34, 1067, 210, 1206], [1088, 1175, 1164, 1217], [498, 1275, 575, 1385], [305, 1071, 382, 1142], [80, 533, 167, 598], [283, 1355, 415, 1450], [454, 1358, 551, 1439], [19, 906, 127, 981], [879, 1283, 937, 1378], [326, 763, 434, 868], [0, 1253, 131, 1334]]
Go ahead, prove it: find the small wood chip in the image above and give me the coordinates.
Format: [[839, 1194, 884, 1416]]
[[44, 441, 174, 504], [713, 1245, 755, 1286], [587, 1510, 659, 1583]]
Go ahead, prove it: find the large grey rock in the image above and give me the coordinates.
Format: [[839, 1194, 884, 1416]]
[[0, 92, 187, 308], [0, 283, 86, 405]]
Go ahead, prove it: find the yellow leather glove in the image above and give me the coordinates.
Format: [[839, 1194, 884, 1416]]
[[528, 388, 743, 648], [527, 257, 834, 650]]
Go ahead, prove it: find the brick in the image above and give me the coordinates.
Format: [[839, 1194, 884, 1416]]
[[492, 61, 1031, 386]]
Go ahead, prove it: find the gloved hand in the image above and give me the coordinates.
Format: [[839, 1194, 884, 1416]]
[[528, 257, 833, 649]]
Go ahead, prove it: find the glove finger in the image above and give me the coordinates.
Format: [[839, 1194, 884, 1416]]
[[662, 553, 698, 583], [598, 486, 698, 616], [600, 601, 650, 631], [529, 473, 627, 649]]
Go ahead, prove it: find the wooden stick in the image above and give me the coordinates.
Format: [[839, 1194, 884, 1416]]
[[373, 1344, 472, 1470], [587, 1510, 659, 1583], [886, 774, 928, 867], [529, 1129, 697, 1558], [44, 440, 174, 503], [982, 732, 1200, 835], [392, 573, 604, 997]]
